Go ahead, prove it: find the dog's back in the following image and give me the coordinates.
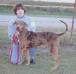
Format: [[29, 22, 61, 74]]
[[26, 31, 58, 48]]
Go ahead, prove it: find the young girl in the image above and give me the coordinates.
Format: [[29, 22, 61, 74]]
[[8, 4, 36, 64]]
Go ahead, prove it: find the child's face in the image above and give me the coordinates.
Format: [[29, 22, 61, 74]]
[[16, 8, 25, 17]]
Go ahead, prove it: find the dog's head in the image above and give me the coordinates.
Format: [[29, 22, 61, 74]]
[[14, 20, 28, 33], [13, 20, 28, 49]]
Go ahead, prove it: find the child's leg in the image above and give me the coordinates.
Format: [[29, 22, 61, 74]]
[[10, 43, 21, 64], [29, 48, 36, 64]]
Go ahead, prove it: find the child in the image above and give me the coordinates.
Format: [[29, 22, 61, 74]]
[[8, 3, 36, 64]]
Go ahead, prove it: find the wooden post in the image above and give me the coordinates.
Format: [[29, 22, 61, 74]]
[[70, 0, 76, 41]]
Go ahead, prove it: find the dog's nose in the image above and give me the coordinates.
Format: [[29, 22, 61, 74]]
[[16, 27, 19, 31]]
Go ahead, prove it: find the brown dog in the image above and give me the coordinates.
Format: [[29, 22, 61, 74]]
[[14, 20, 68, 69]]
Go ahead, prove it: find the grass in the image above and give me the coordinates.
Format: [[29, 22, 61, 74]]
[[0, 24, 76, 74], [0, 46, 76, 74], [0, 5, 75, 17]]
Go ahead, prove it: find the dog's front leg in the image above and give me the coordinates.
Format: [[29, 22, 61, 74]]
[[26, 49, 30, 65]]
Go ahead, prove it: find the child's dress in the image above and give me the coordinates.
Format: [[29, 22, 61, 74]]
[[10, 33, 21, 64]]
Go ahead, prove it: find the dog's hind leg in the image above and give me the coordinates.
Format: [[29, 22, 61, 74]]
[[51, 47, 60, 70], [50, 40, 60, 70]]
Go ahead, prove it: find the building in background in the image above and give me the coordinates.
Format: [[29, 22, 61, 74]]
[[34, 0, 47, 1], [34, 0, 74, 3]]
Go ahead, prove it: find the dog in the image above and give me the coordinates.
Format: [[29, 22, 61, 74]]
[[14, 20, 68, 70]]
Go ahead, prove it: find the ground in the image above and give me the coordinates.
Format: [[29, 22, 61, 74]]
[[0, 23, 76, 74], [0, 45, 76, 74]]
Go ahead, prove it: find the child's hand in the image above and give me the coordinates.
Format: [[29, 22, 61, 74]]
[[11, 31, 20, 43]]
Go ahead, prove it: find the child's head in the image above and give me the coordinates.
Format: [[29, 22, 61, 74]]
[[14, 3, 26, 17]]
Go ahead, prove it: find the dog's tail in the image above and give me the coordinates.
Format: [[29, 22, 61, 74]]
[[57, 20, 68, 36]]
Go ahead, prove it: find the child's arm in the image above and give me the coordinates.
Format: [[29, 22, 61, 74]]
[[8, 19, 16, 40]]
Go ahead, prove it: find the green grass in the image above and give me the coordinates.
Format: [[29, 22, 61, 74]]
[[0, 26, 76, 74], [0, 47, 76, 74], [0, 5, 75, 17], [0, 6, 13, 15]]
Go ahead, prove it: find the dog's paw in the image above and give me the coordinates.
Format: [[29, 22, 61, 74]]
[[51, 64, 59, 71], [26, 63, 30, 65]]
